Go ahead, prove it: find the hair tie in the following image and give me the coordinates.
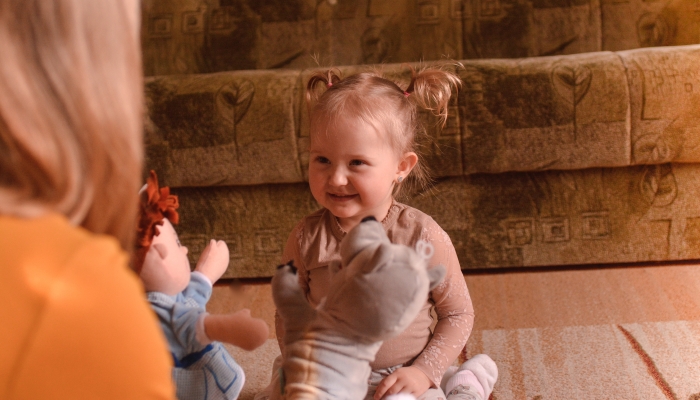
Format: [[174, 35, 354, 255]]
[[403, 91, 410, 97], [327, 82, 333, 88]]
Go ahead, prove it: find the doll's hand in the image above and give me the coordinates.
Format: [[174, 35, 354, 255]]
[[195, 239, 229, 283], [204, 309, 269, 351], [373, 366, 432, 400]]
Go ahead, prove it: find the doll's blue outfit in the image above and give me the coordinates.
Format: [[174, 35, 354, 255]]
[[148, 272, 244, 400]]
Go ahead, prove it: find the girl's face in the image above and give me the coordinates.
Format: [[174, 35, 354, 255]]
[[308, 115, 416, 232]]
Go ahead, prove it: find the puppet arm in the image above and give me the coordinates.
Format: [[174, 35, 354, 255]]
[[195, 239, 230, 284], [158, 295, 210, 356], [204, 309, 269, 351], [193, 240, 269, 351], [180, 271, 213, 306]]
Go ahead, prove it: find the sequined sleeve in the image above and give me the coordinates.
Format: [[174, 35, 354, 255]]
[[411, 220, 475, 387]]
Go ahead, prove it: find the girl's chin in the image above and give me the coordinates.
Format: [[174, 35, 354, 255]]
[[326, 206, 357, 217], [325, 206, 362, 221]]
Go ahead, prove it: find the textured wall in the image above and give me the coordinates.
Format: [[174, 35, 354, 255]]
[[144, 45, 700, 278], [141, 0, 700, 76]]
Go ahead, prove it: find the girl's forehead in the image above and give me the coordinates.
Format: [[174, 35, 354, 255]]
[[311, 114, 384, 139]]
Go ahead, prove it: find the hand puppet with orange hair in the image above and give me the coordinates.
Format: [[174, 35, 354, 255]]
[[134, 170, 269, 400]]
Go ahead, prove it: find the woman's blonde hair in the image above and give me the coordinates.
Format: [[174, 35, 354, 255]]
[[306, 64, 461, 198], [0, 0, 143, 251]]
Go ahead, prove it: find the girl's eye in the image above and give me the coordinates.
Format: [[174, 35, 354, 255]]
[[349, 159, 365, 166], [315, 156, 330, 164], [176, 239, 181, 247]]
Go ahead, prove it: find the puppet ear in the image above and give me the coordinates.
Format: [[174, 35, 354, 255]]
[[153, 243, 168, 259]]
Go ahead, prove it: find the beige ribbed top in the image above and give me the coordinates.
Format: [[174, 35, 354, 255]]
[[276, 202, 475, 386]]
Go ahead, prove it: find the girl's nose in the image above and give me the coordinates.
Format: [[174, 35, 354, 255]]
[[181, 246, 188, 255], [329, 167, 348, 186]]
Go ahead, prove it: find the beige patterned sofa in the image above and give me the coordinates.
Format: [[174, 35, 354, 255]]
[[144, 45, 700, 278]]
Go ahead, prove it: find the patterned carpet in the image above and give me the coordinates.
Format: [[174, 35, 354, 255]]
[[213, 263, 700, 400], [225, 340, 279, 400], [466, 321, 700, 400]]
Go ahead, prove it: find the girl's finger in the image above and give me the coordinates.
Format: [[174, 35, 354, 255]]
[[391, 381, 408, 395], [373, 376, 397, 400], [383, 381, 408, 399]]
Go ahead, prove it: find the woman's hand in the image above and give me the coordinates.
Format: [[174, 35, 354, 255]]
[[373, 366, 432, 400]]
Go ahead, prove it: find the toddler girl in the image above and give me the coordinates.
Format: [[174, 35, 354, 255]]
[[269, 65, 497, 400]]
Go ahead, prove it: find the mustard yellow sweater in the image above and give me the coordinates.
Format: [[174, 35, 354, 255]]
[[0, 214, 174, 399]]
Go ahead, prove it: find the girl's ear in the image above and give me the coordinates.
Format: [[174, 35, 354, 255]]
[[398, 151, 418, 176]]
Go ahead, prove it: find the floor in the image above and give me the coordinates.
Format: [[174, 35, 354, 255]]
[[210, 262, 700, 399]]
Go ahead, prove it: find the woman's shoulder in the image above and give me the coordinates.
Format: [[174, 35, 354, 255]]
[[2, 213, 125, 275], [2, 214, 173, 398], [1, 213, 153, 322], [57, 216, 131, 275], [43, 223, 173, 394]]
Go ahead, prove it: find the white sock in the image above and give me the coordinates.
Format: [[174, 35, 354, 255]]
[[440, 365, 459, 392], [447, 354, 498, 399], [445, 369, 484, 399]]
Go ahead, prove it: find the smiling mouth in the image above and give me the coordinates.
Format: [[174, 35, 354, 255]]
[[328, 193, 358, 202]]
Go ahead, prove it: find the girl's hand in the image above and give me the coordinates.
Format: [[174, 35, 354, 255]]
[[373, 366, 432, 400]]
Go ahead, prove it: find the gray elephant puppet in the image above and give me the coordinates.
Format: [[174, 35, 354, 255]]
[[270, 216, 446, 400]]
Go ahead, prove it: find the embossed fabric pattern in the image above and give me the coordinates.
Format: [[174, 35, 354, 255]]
[[146, 46, 700, 279]]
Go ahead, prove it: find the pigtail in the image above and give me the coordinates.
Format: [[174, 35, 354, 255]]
[[405, 64, 462, 126], [395, 64, 462, 199], [305, 68, 342, 104]]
